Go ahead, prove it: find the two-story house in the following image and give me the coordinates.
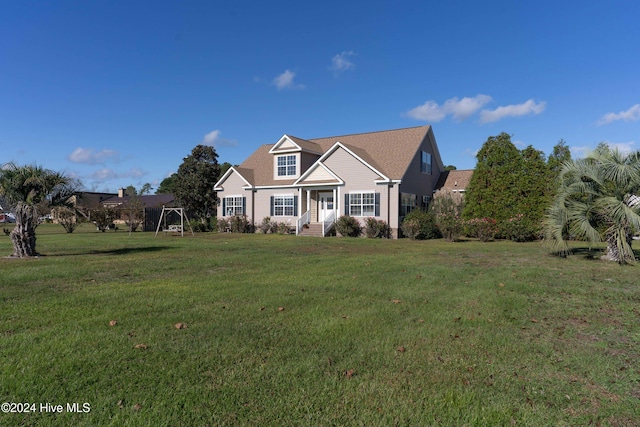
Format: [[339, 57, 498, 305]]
[[214, 125, 444, 238]]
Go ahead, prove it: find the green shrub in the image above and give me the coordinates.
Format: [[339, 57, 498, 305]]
[[464, 218, 498, 242], [258, 217, 273, 234], [276, 221, 292, 235], [501, 214, 542, 242], [229, 215, 252, 233], [335, 215, 362, 237], [401, 209, 440, 240], [364, 217, 391, 238], [431, 190, 464, 242], [216, 218, 230, 233]]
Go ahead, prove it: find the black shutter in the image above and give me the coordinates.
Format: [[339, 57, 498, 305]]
[[293, 196, 298, 216], [375, 193, 380, 217], [222, 198, 226, 217], [242, 197, 246, 216], [344, 194, 350, 215], [270, 196, 274, 216]]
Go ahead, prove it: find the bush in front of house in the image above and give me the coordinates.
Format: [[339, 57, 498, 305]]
[[364, 217, 391, 238], [276, 221, 292, 235], [336, 215, 362, 237], [229, 215, 252, 233], [258, 217, 273, 234], [500, 214, 542, 242], [216, 218, 229, 233], [431, 190, 465, 242], [400, 209, 440, 240], [464, 217, 498, 242]]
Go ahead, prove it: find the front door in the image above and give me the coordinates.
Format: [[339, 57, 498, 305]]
[[319, 192, 334, 221]]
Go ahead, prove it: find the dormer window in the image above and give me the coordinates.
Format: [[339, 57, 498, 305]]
[[277, 155, 297, 177]]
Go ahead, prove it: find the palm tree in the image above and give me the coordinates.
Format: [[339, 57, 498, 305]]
[[0, 163, 76, 257], [545, 148, 640, 264]]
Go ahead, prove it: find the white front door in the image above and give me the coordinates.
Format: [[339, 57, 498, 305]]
[[319, 192, 334, 221]]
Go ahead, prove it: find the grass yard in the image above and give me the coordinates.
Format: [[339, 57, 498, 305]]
[[1, 224, 639, 426]]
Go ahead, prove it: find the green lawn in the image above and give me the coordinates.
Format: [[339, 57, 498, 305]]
[[1, 224, 639, 426]]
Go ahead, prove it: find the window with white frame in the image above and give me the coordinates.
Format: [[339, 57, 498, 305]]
[[273, 195, 295, 216], [224, 196, 244, 216], [277, 155, 297, 177], [421, 151, 432, 175], [349, 192, 375, 217], [401, 193, 416, 216]]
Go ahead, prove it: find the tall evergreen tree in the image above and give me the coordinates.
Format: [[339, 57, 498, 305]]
[[463, 132, 523, 223], [173, 145, 220, 223], [463, 133, 552, 240]]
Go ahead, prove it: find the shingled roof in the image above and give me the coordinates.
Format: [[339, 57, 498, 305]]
[[234, 126, 438, 187], [434, 169, 474, 192]]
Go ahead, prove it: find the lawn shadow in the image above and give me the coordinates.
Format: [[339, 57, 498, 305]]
[[89, 246, 172, 256], [44, 246, 173, 257], [570, 247, 605, 260]]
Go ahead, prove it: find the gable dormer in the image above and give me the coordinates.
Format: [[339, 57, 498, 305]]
[[269, 135, 301, 180], [269, 135, 323, 181]]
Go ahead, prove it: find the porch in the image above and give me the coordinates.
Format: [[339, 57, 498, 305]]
[[296, 188, 337, 237]]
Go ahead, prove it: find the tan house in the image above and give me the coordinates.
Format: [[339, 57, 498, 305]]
[[214, 126, 445, 238], [434, 169, 473, 194]]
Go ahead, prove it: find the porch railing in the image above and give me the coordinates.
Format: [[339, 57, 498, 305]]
[[296, 211, 310, 235], [322, 211, 336, 237]]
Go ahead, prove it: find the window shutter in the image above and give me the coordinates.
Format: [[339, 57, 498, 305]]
[[293, 196, 298, 216], [222, 198, 226, 217], [242, 197, 246, 216], [375, 193, 380, 217], [270, 196, 274, 216], [344, 194, 350, 215]]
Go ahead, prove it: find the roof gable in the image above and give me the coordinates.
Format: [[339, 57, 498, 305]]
[[294, 162, 343, 186], [268, 134, 323, 154], [214, 166, 253, 190]]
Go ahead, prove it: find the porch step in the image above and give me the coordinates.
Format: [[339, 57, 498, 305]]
[[298, 223, 326, 237]]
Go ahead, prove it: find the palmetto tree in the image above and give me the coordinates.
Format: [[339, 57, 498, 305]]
[[0, 163, 76, 257], [545, 149, 640, 264]]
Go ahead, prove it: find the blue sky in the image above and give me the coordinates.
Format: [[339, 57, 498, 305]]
[[2, 1, 639, 193]]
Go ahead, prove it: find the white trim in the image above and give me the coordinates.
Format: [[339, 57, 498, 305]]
[[294, 162, 344, 186], [214, 167, 252, 191], [274, 153, 300, 180], [269, 135, 301, 153], [308, 142, 391, 182]]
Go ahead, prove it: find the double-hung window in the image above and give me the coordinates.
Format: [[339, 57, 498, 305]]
[[223, 196, 244, 216], [273, 195, 295, 216], [349, 192, 375, 217], [421, 151, 432, 175], [277, 155, 297, 177]]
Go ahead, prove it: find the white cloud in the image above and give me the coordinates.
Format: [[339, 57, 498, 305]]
[[609, 141, 636, 154], [330, 51, 356, 74], [91, 168, 118, 180], [407, 100, 447, 122], [202, 130, 221, 146], [272, 69, 304, 90], [570, 141, 636, 158], [596, 104, 640, 126], [68, 147, 120, 164], [201, 130, 238, 147], [89, 167, 147, 181], [407, 94, 492, 122], [479, 99, 546, 124]]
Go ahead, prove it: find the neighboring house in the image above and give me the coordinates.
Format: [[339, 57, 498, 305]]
[[69, 190, 176, 231], [101, 188, 176, 210], [214, 126, 446, 238], [434, 169, 473, 194]]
